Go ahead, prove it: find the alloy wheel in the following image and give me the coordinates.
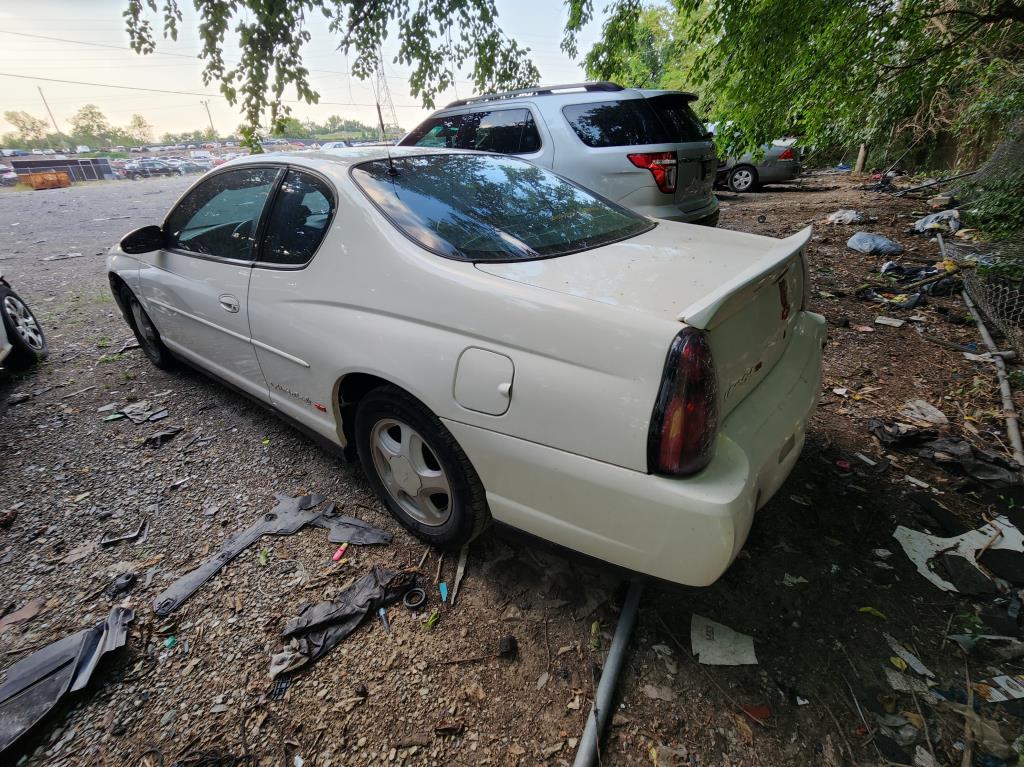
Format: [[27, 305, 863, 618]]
[[3, 295, 44, 351], [731, 168, 754, 191], [369, 417, 452, 526]]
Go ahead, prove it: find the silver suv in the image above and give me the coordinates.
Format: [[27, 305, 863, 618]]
[[399, 82, 719, 226]]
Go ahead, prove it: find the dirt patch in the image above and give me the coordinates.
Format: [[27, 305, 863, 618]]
[[0, 173, 1021, 766]]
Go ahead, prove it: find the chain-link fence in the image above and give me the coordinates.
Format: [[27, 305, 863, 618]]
[[948, 117, 1024, 356]]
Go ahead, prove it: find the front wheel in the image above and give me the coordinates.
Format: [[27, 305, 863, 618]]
[[355, 385, 489, 549], [119, 286, 175, 370], [728, 165, 758, 193], [0, 285, 47, 367]]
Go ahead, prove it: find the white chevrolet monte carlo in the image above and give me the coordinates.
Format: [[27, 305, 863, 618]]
[[107, 147, 825, 586]]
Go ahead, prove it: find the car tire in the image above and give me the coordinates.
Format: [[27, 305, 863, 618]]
[[355, 385, 490, 549], [119, 286, 175, 370], [0, 284, 47, 367], [728, 165, 759, 193]]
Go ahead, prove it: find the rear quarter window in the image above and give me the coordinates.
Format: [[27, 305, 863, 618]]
[[646, 95, 708, 143], [562, 99, 668, 148]]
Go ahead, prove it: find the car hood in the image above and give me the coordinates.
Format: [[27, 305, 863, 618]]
[[474, 221, 810, 328]]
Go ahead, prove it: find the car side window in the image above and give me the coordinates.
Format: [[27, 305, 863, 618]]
[[259, 170, 335, 266], [164, 168, 279, 260], [457, 109, 541, 154], [403, 115, 462, 148]]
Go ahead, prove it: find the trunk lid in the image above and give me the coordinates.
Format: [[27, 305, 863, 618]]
[[476, 224, 811, 418]]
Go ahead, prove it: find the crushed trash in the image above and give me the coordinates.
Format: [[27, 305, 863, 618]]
[[269, 567, 416, 678], [826, 209, 871, 225], [690, 614, 757, 666], [899, 399, 949, 426], [99, 516, 149, 547], [893, 516, 1024, 593], [153, 493, 391, 616], [782, 573, 809, 587], [972, 673, 1024, 702], [0, 606, 133, 754], [884, 633, 934, 678], [875, 315, 906, 328], [847, 232, 904, 255], [104, 572, 137, 599], [914, 209, 960, 234], [114, 400, 166, 424], [0, 598, 45, 633], [141, 426, 182, 448]]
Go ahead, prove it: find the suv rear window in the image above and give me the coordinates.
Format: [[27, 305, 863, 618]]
[[401, 109, 542, 154], [351, 154, 653, 262], [646, 94, 707, 143], [562, 99, 668, 147]]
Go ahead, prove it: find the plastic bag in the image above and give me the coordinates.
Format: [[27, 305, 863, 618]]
[[913, 209, 960, 234], [847, 232, 904, 255]]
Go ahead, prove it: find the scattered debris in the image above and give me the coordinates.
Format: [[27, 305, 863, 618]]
[[99, 517, 149, 547], [875, 316, 906, 328], [269, 567, 416, 678], [899, 399, 948, 426], [643, 684, 675, 702], [690, 615, 757, 666], [914, 209, 960, 234], [826, 209, 870, 225], [0, 598, 45, 633], [0, 607, 133, 754], [141, 426, 182, 448], [893, 516, 1023, 593], [104, 572, 137, 599], [153, 493, 391, 616], [884, 633, 934, 678], [450, 544, 469, 607]]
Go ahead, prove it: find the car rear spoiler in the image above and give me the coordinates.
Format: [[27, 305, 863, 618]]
[[678, 227, 812, 329]]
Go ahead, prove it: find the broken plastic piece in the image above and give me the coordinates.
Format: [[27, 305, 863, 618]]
[[269, 567, 415, 677], [439, 582, 449, 602], [0, 606, 133, 755], [99, 517, 149, 547], [152, 493, 391, 616]]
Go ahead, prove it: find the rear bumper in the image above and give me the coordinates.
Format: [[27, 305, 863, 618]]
[[444, 310, 826, 586], [628, 195, 720, 226], [758, 161, 802, 184]]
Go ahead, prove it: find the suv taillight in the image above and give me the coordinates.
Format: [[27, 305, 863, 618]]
[[648, 329, 718, 476], [627, 151, 677, 194], [778, 147, 795, 161]]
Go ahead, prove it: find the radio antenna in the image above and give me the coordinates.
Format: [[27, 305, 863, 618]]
[[376, 102, 397, 177]]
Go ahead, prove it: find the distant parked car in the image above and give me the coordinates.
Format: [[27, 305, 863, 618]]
[[0, 164, 17, 186], [400, 81, 720, 225], [107, 147, 824, 586], [320, 141, 352, 150], [0, 272, 47, 369], [125, 159, 181, 179], [31, 149, 43, 155], [708, 125, 802, 192]]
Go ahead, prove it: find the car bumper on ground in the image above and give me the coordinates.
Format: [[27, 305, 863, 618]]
[[444, 310, 826, 587]]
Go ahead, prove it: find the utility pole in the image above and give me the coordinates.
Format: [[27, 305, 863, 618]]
[[37, 86, 63, 150], [200, 100, 216, 137]]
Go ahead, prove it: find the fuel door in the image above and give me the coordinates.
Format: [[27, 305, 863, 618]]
[[454, 347, 514, 416]]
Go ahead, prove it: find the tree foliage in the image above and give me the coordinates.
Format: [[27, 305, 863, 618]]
[[69, 104, 113, 146], [566, 0, 1024, 163], [3, 111, 49, 142], [124, 0, 540, 151], [126, 113, 154, 143]]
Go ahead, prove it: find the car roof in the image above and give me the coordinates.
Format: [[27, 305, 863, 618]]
[[224, 146, 484, 174], [434, 81, 698, 113]]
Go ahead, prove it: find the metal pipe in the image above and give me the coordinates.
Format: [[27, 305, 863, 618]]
[[573, 577, 645, 767], [893, 169, 976, 197], [961, 289, 1024, 468]]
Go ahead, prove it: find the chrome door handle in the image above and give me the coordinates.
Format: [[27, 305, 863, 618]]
[[218, 294, 240, 313]]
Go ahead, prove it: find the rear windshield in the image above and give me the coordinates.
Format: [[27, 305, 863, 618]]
[[563, 95, 707, 147], [646, 94, 707, 143], [351, 153, 654, 262], [562, 99, 667, 147]]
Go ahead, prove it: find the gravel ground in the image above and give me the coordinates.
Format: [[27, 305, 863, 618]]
[[1, 174, 1022, 766]]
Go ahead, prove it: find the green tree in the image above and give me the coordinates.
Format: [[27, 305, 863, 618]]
[[3, 111, 49, 143], [126, 113, 154, 143], [125, 0, 540, 151], [568, 0, 1024, 164], [69, 104, 113, 146]]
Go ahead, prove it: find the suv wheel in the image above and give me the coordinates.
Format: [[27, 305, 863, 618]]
[[728, 165, 758, 193], [355, 385, 489, 549]]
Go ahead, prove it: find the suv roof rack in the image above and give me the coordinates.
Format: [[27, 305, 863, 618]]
[[444, 81, 624, 109]]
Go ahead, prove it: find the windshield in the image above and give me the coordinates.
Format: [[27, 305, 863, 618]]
[[351, 154, 654, 262]]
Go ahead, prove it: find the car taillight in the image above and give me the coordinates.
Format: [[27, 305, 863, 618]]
[[648, 329, 718, 476], [627, 151, 677, 194], [778, 147, 795, 161]]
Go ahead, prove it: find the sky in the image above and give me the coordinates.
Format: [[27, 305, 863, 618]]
[[0, 0, 607, 140]]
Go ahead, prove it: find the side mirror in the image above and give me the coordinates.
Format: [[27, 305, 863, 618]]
[[120, 225, 164, 254]]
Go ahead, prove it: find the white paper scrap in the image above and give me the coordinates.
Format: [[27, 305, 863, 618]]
[[690, 614, 758, 666]]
